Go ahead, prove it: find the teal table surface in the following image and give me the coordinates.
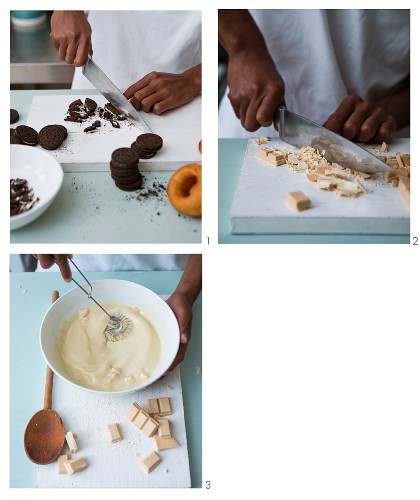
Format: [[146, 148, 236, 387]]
[[10, 271, 202, 488], [218, 139, 410, 244], [10, 90, 201, 244]]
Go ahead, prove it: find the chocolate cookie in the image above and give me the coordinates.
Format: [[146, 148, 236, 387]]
[[10, 128, 22, 145], [84, 98, 97, 114], [130, 142, 156, 159], [111, 147, 139, 167], [65, 98, 97, 122], [38, 125, 67, 150], [56, 124, 68, 139], [135, 133, 163, 153], [84, 125, 98, 133], [114, 177, 144, 191], [15, 125, 38, 146], [111, 170, 142, 183], [10, 109, 19, 124]]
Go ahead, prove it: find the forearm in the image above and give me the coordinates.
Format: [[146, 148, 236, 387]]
[[377, 86, 410, 130], [218, 9, 270, 58], [174, 255, 202, 304]]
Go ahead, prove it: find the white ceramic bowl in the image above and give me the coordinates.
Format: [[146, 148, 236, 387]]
[[10, 145, 64, 231], [40, 279, 180, 395]]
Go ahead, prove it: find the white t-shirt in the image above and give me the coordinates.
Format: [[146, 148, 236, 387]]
[[72, 10, 202, 90], [36, 255, 189, 273], [218, 9, 410, 138]]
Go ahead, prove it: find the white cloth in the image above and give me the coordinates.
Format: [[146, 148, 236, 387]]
[[218, 9, 410, 138], [72, 10, 202, 90], [36, 255, 189, 272]]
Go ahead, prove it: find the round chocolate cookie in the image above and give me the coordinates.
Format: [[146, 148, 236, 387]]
[[15, 125, 38, 146], [10, 109, 19, 124], [38, 125, 68, 150], [111, 170, 142, 184], [135, 133, 163, 153], [110, 161, 140, 175], [130, 142, 156, 159], [56, 124, 68, 139], [10, 128, 22, 145], [111, 147, 139, 168], [114, 177, 144, 191]]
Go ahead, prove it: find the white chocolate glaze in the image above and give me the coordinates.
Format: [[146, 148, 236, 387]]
[[54, 304, 161, 391]]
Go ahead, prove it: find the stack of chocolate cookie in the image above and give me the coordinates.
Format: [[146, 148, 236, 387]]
[[131, 133, 163, 159], [110, 147, 143, 191]]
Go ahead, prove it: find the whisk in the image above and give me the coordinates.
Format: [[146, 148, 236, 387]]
[[69, 258, 132, 342]]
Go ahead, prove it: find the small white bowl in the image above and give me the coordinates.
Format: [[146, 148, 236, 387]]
[[40, 279, 180, 395], [10, 145, 64, 231]]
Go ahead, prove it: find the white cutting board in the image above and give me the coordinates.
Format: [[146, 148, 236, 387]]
[[230, 138, 410, 235], [26, 95, 201, 172], [36, 364, 191, 487]]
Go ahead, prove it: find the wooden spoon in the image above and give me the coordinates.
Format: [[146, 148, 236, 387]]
[[24, 290, 65, 464]]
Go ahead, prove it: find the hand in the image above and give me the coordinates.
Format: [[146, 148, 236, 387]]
[[164, 291, 193, 375], [124, 64, 201, 115], [50, 11, 92, 66], [323, 94, 397, 144], [34, 254, 73, 282], [226, 48, 285, 132]]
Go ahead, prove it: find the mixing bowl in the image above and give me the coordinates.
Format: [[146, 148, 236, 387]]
[[40, 279, 179, 395]]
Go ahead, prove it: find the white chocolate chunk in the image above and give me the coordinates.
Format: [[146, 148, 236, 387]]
[[58, 454, 70, 474], [157, 419, 171, 438], [127, 402, 141, 422], [154, 436, 180, 451], [147, 397, 172, 416], [285, 191, 311, 212], [64, 457, 87, 475], [65, 431, 78, 453], [106, 423, 122, 443], [140, 452, 161, 474]]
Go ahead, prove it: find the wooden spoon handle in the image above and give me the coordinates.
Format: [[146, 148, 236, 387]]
[[44, 290, 59, 410]]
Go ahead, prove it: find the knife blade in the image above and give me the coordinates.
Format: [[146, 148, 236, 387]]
[[82, 57, 151, 133], [274, 106, 391, 173]]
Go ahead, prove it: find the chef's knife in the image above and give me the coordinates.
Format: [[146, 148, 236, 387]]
[[274, 106, 391, 173], [82, 57, 151, 133]]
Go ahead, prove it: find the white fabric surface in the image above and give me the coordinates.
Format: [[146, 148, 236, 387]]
[[37, 255, 189, 272], [72, 10, 202, 90], [219, 9, 410, 138]]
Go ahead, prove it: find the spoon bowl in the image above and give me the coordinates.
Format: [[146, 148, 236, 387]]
[[24, 291, 65, 465], [24, 407, 64, 464]]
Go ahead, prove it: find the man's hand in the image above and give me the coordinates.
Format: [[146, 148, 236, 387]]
[[50, 11, 92, 66], [124, 64, 201, 115], [226, 49, 285, 132], [164, 292, 193, 374], [323, 94, 397, 144], [219, 10, 285, 132], [34, 254, 73, 282]]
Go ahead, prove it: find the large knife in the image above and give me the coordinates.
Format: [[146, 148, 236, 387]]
[[82, 57, 151, 133], [274, 106, 391, 173]]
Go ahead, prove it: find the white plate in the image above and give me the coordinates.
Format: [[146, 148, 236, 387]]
[[40, 279, 180, 395], [10, 145, 64, 230]]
